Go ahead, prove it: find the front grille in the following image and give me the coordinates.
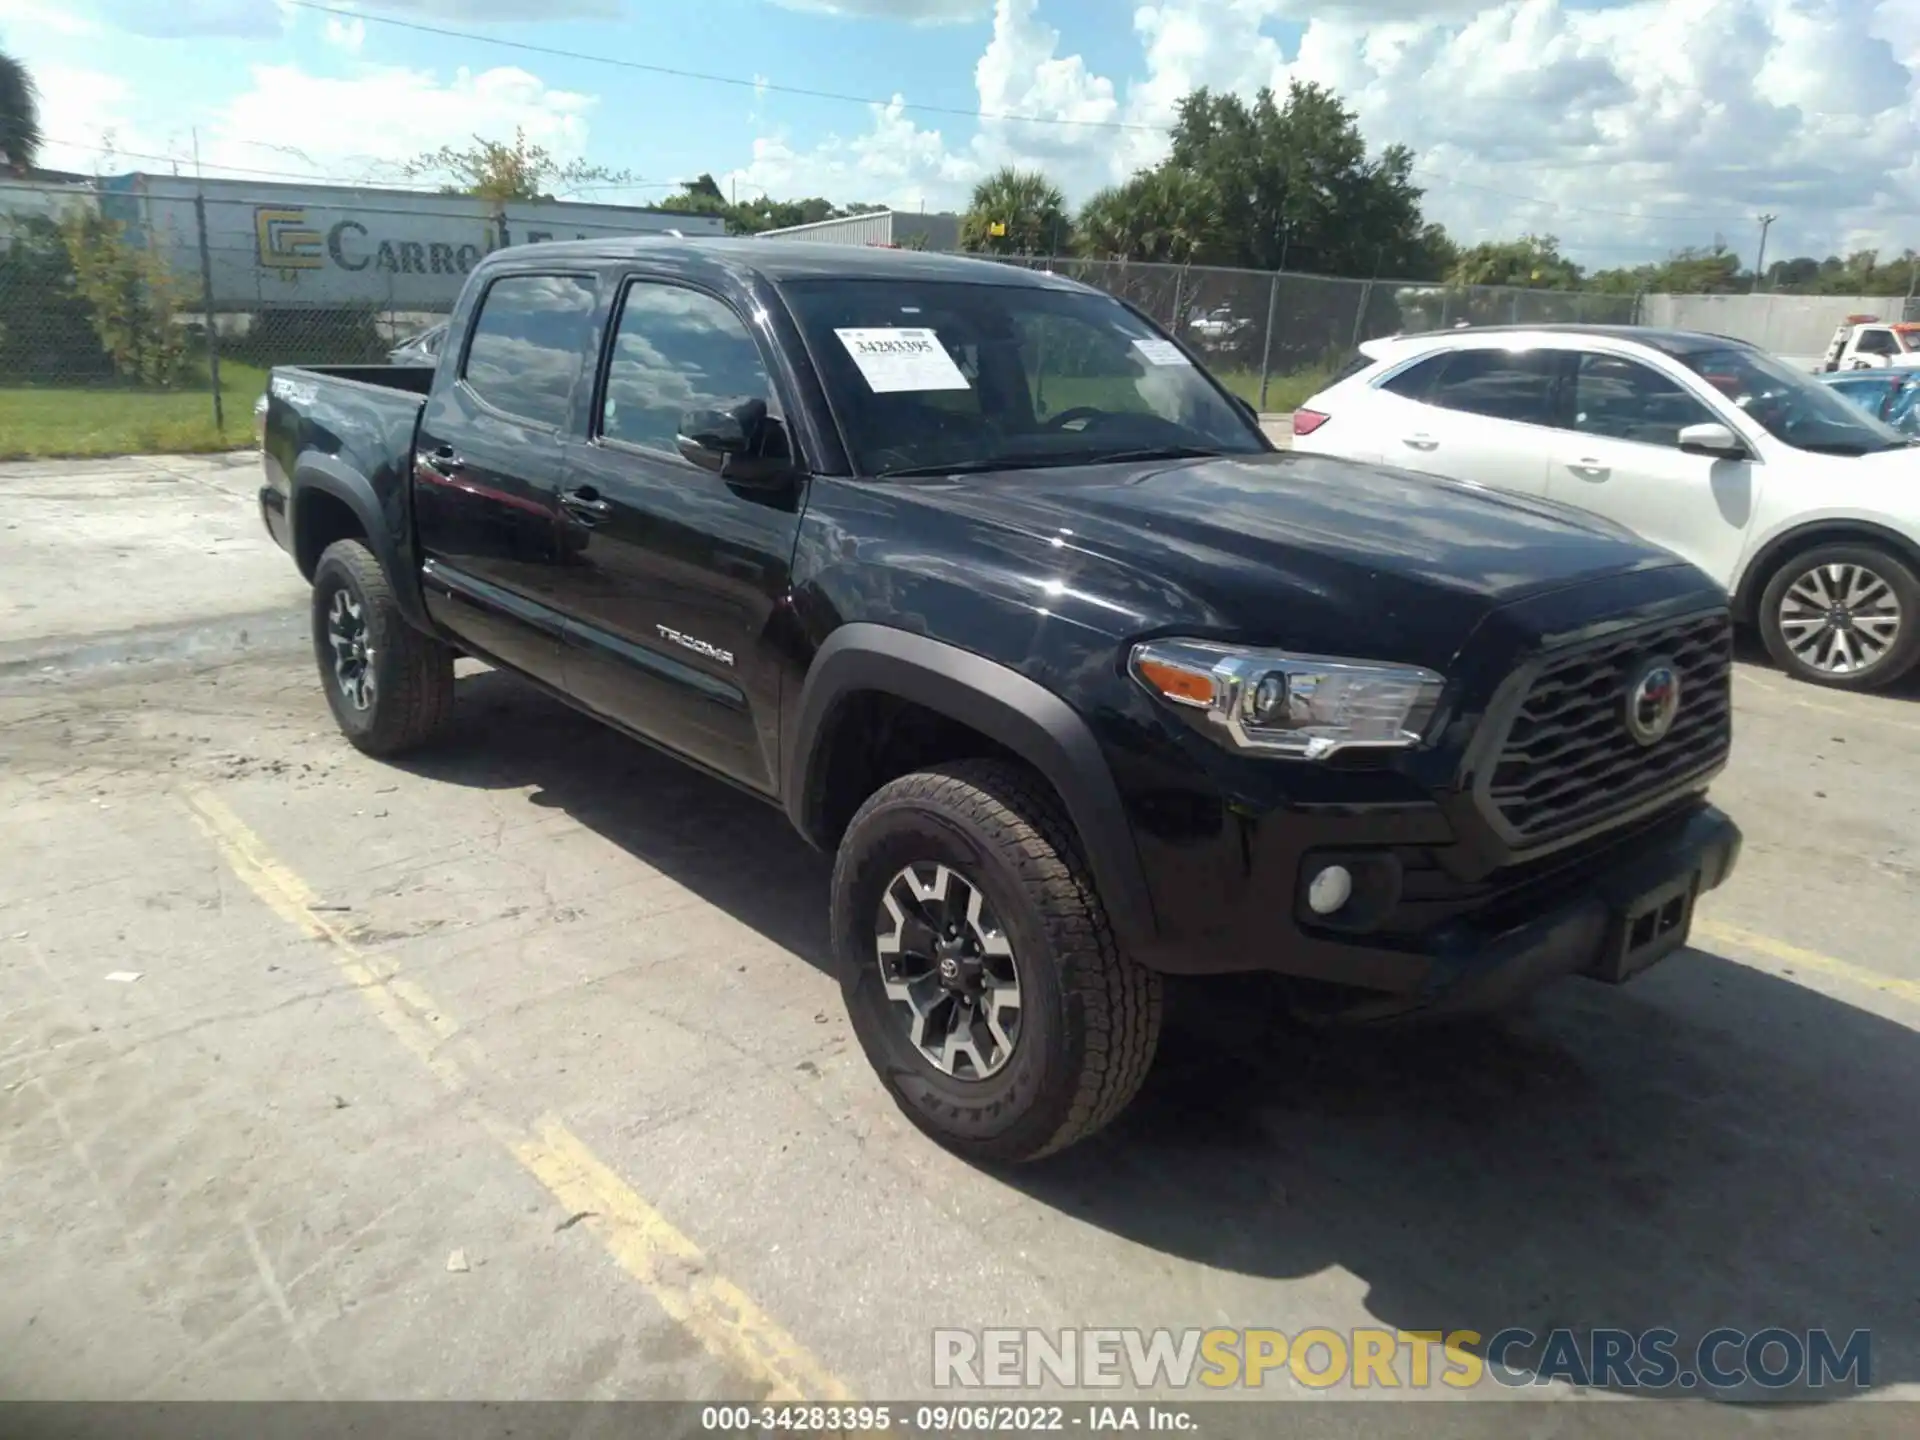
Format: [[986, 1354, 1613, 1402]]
[[1483, 610, 1731, 844]]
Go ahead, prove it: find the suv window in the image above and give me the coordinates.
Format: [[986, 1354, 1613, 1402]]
[[461, 274, 596, 428], [1381, 347, 1560, 424], [1855, 329, 1898, 357], [1568, 353, 1719, 447], [600, 283, 778, 454]]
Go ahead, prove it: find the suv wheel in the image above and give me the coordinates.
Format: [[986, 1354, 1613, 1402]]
[[1758, 542, 1920, 690], [832, 760, 1162, 1163], [311, 539, 456, 755]]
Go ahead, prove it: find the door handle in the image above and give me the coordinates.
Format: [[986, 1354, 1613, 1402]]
[[560, 486, 612, 520], [1567, 459, 1610, 480], [420, 445, 463, 476], [1402, 434, 1439, 451]]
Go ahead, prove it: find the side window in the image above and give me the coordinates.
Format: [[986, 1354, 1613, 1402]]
[[1378, 353, 1449, 402], [600, 282, 777, 454], [1856, 329, 1897, 357], [1426, 348, 1561, 425], [461, 274, 596, 428], [1568, 353, 1718, 448]]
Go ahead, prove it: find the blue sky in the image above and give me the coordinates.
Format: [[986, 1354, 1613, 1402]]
[[3, 1, 1919, 268]]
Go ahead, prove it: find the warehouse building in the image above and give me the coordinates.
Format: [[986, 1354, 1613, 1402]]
[[758, 208, 963, 251]]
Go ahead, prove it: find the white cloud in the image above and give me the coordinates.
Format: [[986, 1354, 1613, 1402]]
[[0, 0, 105, 37], [768, 0, 989, 20], [323, 13, 366, 51], [730, 0, 1920, 267], [35, 57, 598, 191]]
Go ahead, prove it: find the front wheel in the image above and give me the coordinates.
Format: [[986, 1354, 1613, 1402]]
[[832, 760, 1163, 1163], [1758, 543, 1920, 690], [311, 539, 456, 755]]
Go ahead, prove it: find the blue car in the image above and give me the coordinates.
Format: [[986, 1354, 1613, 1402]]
[[1819, 369, 1920, 435]]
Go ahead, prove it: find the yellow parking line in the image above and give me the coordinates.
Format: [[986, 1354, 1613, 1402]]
[[1732, 669, 1920, 735], [1693, 917, 1920, 1009], [181, 786, 853, 1403]]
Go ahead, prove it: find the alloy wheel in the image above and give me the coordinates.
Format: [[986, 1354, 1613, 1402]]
[[874, 862, 1022, 1080], [1777, 562, 1904, 676], [326, 587, 377, 711]]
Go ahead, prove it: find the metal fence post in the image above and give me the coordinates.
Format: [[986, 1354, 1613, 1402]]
[[1168, 267, 1185, 332], [1257, 272, 1280, 411], [193, 192, 225, 435], [1350, 278, 1374, 350]]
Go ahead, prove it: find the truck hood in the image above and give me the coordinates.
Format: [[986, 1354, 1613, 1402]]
[[890, 451, 1695, 669]]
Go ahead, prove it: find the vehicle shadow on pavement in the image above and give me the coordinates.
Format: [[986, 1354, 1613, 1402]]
[[1736, 633, 1920, 702], [392, 669, 837, 977], [401, 670, 1917, 1401], [1009, 965, 1920, 1401]]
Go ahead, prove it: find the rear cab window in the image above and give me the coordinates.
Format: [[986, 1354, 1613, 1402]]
[[460, 273, 598, 429]]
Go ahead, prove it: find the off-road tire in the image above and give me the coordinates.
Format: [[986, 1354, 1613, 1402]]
[[1757, 541, 1920, 691], [832, 759, 1162, 1163], [311, 539, 456, 756]]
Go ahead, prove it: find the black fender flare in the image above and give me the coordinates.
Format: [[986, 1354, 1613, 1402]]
[[783, 623, 1159, 952], [291, 454, 431, 631]]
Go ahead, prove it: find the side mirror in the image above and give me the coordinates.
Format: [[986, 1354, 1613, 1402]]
[[675, 397, 793, 486], [1678, 421, 1749, 460]]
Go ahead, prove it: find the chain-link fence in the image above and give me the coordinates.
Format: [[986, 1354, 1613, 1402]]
[[989, 255, 1642, 409], [3, 183, 1644, 457]]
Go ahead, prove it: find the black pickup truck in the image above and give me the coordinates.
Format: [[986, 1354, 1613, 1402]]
[[261, 239, 1741, 1161]]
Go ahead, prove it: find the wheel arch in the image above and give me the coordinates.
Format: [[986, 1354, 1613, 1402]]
[[784, 624, 1159, 952], [290, 455, 432, 631], [1731, 519, 1920, 624]]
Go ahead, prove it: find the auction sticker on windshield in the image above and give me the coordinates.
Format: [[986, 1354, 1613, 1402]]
[[1133, 338, 1192, 367], [836, 327, 972, 393]]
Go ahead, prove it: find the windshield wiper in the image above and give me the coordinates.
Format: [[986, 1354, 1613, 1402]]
[[874, 445, 1229, 479], [1078, 445, 1228, 465]]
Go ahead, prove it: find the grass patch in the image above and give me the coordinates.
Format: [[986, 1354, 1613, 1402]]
[[0, 361, 270, 460], [1211, 365, 1337, 412]]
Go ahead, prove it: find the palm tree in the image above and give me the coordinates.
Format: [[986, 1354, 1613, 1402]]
[[960, 167, 1070, 257], [1, 47, 42, 176], [1075, 170, 1218, 266]]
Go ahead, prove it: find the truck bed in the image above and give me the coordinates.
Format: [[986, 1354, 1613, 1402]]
[[281, 363, 437, 395]]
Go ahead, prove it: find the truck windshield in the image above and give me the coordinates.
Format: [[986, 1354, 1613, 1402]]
[[1680, 346, 1913, 455], [778, 277, 1266, 476]]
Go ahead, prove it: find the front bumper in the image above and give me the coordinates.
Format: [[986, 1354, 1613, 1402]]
[[1134, 802, 1741, 1019], [1386, 804, 1742, 1020]]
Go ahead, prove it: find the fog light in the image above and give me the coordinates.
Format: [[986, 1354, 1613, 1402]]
[[1307, 864, 1353, 915]]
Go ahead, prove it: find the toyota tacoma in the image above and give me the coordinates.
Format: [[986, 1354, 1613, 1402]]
[[259, 239, 1742, 1162]]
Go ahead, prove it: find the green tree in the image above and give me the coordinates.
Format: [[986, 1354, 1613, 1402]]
[[1126, 82, 1444, 279], [403, 129, 633, 202], [1, 47, 40, 175], [960, 167, 1070, 256], [1448, 233, 1584, 289], [57, 213, 188, 386], [1075, 169, 1219, 265], [656, 173, 885, 235]]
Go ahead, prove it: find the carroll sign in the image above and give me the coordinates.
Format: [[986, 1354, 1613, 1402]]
[[255, 206, 492, 277]]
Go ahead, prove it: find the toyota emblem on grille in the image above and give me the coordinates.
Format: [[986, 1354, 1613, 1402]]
[[1624, 659, 1681, 746]]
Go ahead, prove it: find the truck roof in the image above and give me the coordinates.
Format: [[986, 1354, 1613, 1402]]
[[479, 236, 1091, 291]]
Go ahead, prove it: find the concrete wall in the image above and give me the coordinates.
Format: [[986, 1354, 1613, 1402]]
[[1640, 292, 1917, 368]]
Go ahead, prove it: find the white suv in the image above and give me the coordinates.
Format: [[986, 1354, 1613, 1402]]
[[1293, 325, 1920, 690]]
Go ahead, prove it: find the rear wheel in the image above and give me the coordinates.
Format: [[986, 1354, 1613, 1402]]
[[832, 760, 1162, 1163], [1758, 542, 1920, 690], [311, 539, 456, 755]]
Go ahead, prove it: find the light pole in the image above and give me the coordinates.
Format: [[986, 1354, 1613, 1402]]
[[1752, 213, 1777, 293]]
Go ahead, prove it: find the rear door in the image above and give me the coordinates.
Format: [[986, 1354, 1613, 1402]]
[[1368, 344, 1559, 496], [413, 271, 599, 685], [552, 275, 805, 793], [1543, 348, 1759, 588]]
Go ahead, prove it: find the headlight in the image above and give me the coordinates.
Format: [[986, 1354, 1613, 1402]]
[[1130, 639, 1443, 759]]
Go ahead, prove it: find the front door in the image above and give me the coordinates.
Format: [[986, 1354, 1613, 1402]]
[[555, 277, 805, 792], [1545, 350, 1759, 589], [413, 271, 599, 684]]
